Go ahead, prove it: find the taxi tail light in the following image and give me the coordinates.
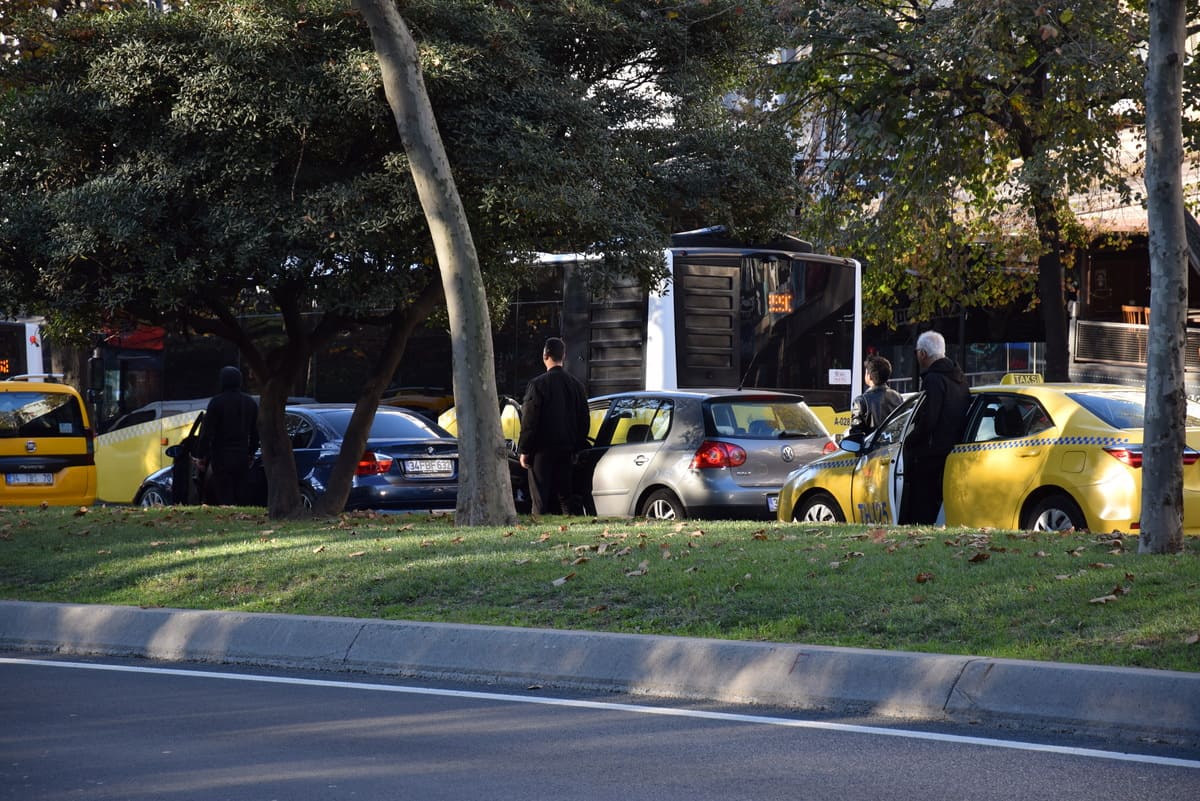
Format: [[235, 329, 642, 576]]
[[1104, 445, 1200, 468], [691, 441, 747, 469], [356, 452, 393, 476]]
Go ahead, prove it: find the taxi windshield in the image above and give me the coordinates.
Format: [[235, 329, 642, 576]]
[[1067, 391, 1200, 429]]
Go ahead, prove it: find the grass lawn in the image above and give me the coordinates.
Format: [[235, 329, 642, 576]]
[[2, 505, 1198, 671]]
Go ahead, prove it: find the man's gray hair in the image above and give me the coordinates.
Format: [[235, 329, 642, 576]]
[[916, 330, 946, 359]]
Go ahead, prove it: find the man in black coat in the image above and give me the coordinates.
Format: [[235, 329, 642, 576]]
[[518, 337, 590, 515], [197, 365, 259, 506], [901, 331, 970, 524]]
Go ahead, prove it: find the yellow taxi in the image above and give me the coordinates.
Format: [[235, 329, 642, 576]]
[[776, 376, 1200, 533], [0, 375, 98, 507]]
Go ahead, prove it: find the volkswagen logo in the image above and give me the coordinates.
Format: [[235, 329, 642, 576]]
[[25, 441, 37, 454], [780, 445, 795, 462]]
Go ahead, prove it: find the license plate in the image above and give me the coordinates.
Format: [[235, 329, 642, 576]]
[[6, 473, 54, 486], [767, 494, 779, 512], [404, 459, 453, 475]]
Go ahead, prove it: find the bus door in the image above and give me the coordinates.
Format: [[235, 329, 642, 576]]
[[850, 395, 920, 525]]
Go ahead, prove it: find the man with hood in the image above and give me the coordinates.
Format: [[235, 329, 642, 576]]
[[197, 365, 259, 506], [901, 331, 970, 524]]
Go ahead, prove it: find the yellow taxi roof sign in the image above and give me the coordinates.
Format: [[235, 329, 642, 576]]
[[1000, 373, 1043, 384]]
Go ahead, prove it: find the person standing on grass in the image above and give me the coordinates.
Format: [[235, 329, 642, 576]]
[[848, 355, 903, 438], [197, 365, 259, 506], [900, 331, 969, 525], [518, 337, 590, 515]]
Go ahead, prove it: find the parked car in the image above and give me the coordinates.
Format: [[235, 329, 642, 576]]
[[1, 375, 97, 507], [571, 389, 834, 520], [134, 404, 458, 512], [776, 377, 1200, 533]]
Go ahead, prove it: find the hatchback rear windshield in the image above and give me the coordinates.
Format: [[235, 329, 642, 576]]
[[0, 391, 86, 438], [315, 409, 451, 439], [706, 399, 828, 439], [1067, 391, 1200, 429]]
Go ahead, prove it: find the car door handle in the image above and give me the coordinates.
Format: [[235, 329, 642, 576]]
[[634, 454, 649, 466]]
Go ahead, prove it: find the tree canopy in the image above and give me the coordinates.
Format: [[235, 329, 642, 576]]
[[0, 0, 799, 518], [772, 0, 1197, 380]]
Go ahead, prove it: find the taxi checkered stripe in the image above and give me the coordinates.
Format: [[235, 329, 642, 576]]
[[952, 435, 1130, 454], [95, 411, 202, 446]]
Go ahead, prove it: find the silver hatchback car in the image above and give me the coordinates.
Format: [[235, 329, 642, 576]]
[[574, 389, 833, 520]]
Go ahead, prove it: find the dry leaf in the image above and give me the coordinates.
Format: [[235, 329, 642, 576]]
[[450, 536, 464, 544], [1184, 633, 1199, 645], [1088, 562, 1115, 569], [551, 572, 576, 586], [915, 572, 934, 584], [868, 528, 888, 543], [1033, 550, 1049, 558], [751, 530, 769, 540], [513, 558, 530, 565], [968, 552, 990, 563], [626, 560, 650, 577], [348, 551, 366, 558], [571, 556, 589, 565], [1089, 594, 1120, 604], [312, 545, 326, 553], [74, 506, 89, 517]]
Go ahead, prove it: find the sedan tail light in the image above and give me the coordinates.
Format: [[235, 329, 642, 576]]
[[356, 452, 393, 476], [1103, 445, 1200, 468], [690, 441, 747, 469]]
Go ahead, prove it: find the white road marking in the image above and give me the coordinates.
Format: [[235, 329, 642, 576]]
[[4, 656, 1197, 769]]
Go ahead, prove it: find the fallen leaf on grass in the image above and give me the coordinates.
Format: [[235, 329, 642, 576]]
[[1185, 633, 1199, 645], [967, 552, 990, 563], [626, 560, 650, 577], [74, 506, 88, 517], [915, 572, 934, 583], [513, 558, 530, 565], [1088, 562, 1115, 569], [1089, 594, 1120, 604], [313, 545, 326, 553], [571, 556, 589, 565], [552, 572, 576, 586], [751, 529, 769, 540], [97, 549, 111, 555], [348, 551, 366, 558]]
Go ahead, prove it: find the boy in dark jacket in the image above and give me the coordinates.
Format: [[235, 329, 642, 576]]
[[848, 355, 903, 437]]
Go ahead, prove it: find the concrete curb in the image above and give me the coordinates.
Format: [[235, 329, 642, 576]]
[[2, 600, 1197, 746]]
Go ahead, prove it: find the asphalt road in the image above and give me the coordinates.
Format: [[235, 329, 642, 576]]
[[3, 657, 1197, 801]]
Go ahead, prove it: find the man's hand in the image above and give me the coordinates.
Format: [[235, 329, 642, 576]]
[[519, 453, 530, 469]]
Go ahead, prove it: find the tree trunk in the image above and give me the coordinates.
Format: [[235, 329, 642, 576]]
[[355, 0, 517, 526], [1139, 0, 1187, 554], [314, 281, 445, 517], [258, 370, 306, 520]]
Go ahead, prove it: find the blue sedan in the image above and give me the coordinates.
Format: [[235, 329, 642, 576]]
[[134, 404, 458, 512]]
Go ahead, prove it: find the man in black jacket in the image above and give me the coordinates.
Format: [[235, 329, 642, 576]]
[[197, 365, 259, 506], [901, 331, 970, 524], [518, 338, 590, 515]]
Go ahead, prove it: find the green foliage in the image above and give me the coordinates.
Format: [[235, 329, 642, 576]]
[[2, 505, 1199, 671], [0, 0, 798, 336], [772, 1, 1167, 330]]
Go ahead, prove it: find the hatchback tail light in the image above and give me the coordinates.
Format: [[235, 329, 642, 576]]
[[822, 439, 838, 455], [690, 440, 747, 469], [1103, 445, 1200, 468], [356, 452, 393, 476]]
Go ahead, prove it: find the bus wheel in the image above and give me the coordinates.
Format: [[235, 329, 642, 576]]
[[1023, 494, 1086, 532], [796, 491, 845, 523], [641, 489, 685, 520]]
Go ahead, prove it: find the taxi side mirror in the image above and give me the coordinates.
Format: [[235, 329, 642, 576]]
[[840, 438, 863, 454]]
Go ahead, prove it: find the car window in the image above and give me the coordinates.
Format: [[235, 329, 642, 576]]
[[0, 391, 86, 437], [601, 397, 673, 445], [109, 409, 157, 431], [707, 398, 827, 439], [1067, 390, 1200, 429], [870, 394, 919, 447], [313, 409, 451, 439], [285, 413, 316, 449], [969, 394, 1053, 441]]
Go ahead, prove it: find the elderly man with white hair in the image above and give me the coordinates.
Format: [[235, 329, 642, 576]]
[[901, 330, 970, 524]]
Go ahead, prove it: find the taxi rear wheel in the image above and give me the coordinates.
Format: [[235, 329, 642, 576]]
[[138, 486, 168, 508], [1024, 494, 1087, 532], [795, 491, 845, 523]]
